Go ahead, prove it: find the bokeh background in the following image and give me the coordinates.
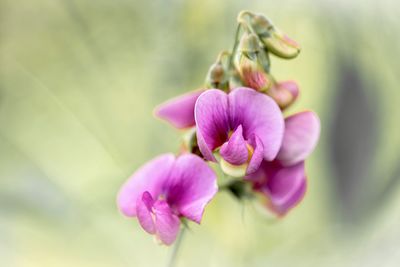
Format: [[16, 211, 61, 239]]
[[1, 0, 400, 266]]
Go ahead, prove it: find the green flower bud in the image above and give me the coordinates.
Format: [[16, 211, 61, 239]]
[[249, 14, 300, 59], [261, 29, 301, 59], [205, 61, 228, 89], [238, 32, 261, 55], [234, 33, 272, 91], [250, 14, 274, 36]]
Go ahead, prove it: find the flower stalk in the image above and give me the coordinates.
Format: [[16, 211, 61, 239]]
[[166, 227, 186, 267], [228, 23, 243, 73]]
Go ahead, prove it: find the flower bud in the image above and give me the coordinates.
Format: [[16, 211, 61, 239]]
[[266, 80, 299, 109], [234, 33, 272, 91], [249, 14, 300, 59], [239, 32, 261, 55], [205, 61, 228, 89], [250, 14, 274, 36]]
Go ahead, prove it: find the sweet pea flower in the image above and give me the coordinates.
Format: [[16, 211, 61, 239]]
[[154, 90, 204, 129], [247, 111, 320, 215], [195, 87, 284, 177], [117, 153, 217, 245]]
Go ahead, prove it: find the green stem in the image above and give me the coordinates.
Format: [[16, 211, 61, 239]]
[[228, 23, 242, 72], [166, 227, 186, 267]]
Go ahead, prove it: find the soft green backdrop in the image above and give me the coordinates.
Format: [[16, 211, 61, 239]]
[[1, 0, 400, 266]]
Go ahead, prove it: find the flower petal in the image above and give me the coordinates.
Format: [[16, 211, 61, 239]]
[[195, 89, 230, 161], [154, 90, 204, 129], [229, 87, 284, 161], [220, 125, 248, 165], [136, 193, 181, 245], [277, 111, 320, 166], [262, 161, 307, 215], [117, 154, 175, 217], [136, 192, 156, 234], [165, 154, 218, 223], [153, 200, 181, 245], [246, 134, 264, 174]]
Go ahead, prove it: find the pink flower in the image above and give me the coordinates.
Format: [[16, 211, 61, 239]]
[[117, 153, 217, 245], [247, 111, 320, 215], [195, 87, 284, 176]]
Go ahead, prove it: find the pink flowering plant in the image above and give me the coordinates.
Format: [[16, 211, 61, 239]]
[[117, 10, 320, 261]]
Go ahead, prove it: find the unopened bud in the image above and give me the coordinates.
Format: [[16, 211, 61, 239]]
[[205, 61, 228, 89], [234, 58, 271, 92], [249, 14, 300, 59], [238, 33, 261, 56], [266, 80, 299, 109], [262, 30, 301, 59], [250, 14, 274, 36], [239, 60, 272, 92], [234, 33, 271, 91]]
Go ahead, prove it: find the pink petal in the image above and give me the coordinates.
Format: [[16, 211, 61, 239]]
[[153, 200, 181, 245], [154, 90, 204, 129], [262, 161, 307, 215], [195, 89, 230, 162], [229, 87, 284, 161], [165, 154, 218, 223], [137, 193, 180, 246], [220, 125, 249, 165], [246, 134, 264, 174], [136, 192, 156, 234], [277, 111, 320, 166], [117, 154, 175, 217]]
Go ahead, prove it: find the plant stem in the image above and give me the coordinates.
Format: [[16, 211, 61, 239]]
[[166, 227, 186, 267], [228, 23, 242, 71]]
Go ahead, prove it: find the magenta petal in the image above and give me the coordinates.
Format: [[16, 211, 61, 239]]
[[166, 154, 218, 223], [195, 89, 230, 161], [153, 200, 181, 245], [262, 161, 307, 215], [117, 154, 175, 217], [220, 125, 248, 165], [136, 192, 156, 234], [277, 111, 320, 166], [229, 87, 284, 161], [154, 90, 204, 129], [246, 135, 264, 174]]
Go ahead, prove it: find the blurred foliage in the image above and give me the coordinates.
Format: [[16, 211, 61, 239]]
[[1, 0, 400, 266]]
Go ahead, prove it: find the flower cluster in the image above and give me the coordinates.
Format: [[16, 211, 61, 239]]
[[117, 11, 320, 245]]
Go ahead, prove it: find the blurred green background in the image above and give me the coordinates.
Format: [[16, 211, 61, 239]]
[[1, 0, 400, 266]]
